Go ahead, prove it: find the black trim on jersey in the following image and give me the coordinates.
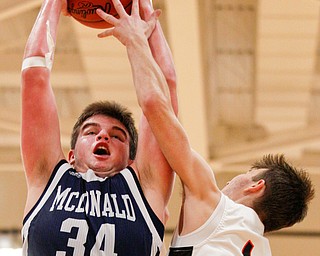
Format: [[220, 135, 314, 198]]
[[23, 159, 69, 224], [126, 166, 164, 240], [168, 246, 194, 256], [155, 247, 160, 256], [242, 240, 254, 256]]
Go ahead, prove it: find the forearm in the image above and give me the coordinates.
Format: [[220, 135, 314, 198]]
[[21, 0, 64, 177], [149, 22, 178, 114], [141, 5, 178, 114], [126, 34, 171, 113], [148, 21, 176, 87], [24, 0, 62, 59]]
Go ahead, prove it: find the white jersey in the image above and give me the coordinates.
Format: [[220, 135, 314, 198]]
[[168, 194, 272, 256]]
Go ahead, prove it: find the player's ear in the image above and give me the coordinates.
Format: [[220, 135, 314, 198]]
[[128, 158, 134, 166], [68, 150, 76, 165], [245, 179, 266, 194]]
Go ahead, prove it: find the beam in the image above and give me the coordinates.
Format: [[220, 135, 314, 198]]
[[0, 0, 41, 21], [164, 0, 209, 159], [211, 124, 320, 167]]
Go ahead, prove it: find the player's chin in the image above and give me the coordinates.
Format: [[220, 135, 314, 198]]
[[92, 166, 114, 178], [91, 162, 119, 177]]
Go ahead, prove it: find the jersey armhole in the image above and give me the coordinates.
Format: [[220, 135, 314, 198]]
[[23, 159, 69, 224], [125, 166, 164, 239]]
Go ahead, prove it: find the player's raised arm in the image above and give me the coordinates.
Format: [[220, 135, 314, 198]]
[[123, 0, 218, 199], [21, 0, 65, 212], [122, 2, 221, 235], [139, 0, 178, 114], [97, 0, 220, 217], [134, 0, 178, 221], [97, 0, 178, 224]]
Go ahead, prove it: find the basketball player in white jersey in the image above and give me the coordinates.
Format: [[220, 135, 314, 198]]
[[97, 1, 315, 255], [21, 0, 177, 255]]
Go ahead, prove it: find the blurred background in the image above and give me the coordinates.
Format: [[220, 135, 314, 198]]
[[0, 0, 319, 255]]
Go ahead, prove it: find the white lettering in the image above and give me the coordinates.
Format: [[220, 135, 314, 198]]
[[50, 186, 71, 211], [50, 187, 136, 221], [102, 193, 115, 217], [75, 192, 89, 214], [111, 194, 126, 219], [65, 192, 79, 212], [122, 194, 136, 221], [89, 190, 101, 217]]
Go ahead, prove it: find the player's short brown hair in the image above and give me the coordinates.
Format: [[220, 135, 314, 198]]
[[251, 154, 314, 233]]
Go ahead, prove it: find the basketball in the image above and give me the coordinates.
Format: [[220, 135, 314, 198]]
[[67, 0, 132, 29]]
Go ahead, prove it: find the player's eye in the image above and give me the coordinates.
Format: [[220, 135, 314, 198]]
[[83, 127, 98, 136], [111, 133, 125, 142]]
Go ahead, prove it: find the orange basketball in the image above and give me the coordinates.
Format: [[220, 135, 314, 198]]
[[67, 0, 132, 29]]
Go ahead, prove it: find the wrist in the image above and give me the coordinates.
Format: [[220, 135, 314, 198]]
[[126, 32, 149, 49]]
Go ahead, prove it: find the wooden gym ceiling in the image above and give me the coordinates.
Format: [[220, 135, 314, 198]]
[[1, 0, 320, 230], [1, 0, 319, 164]]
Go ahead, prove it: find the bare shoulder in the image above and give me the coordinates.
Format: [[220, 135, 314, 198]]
[[23, 156, 64, 217]]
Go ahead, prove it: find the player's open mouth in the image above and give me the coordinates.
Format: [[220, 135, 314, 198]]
[[94, 146, 110, 156]]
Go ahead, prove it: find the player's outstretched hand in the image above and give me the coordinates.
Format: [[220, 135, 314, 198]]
[[96, 0, 161, 46]]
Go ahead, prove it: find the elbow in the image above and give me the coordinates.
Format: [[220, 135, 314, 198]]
[[140, 91, 170, 117], [166, 71, 178, 115], [21, 67, 49, 86], [165, 68, 177, 91]]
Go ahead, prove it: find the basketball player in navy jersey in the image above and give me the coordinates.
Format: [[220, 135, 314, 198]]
[[21, 0, 177, 255], [96, 0, 315, 255]]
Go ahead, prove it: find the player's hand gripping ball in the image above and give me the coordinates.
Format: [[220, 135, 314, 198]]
[[67, 0, 132, 29]]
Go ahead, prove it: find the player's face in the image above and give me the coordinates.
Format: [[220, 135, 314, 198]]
[[221, 168, 265, 202], [69, 114, 132, 177]]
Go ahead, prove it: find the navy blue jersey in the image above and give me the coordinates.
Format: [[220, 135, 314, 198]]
[[22, 160, 163, 256]]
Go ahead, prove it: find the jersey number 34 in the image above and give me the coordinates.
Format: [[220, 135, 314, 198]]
[[56, 218, 117, 256]]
